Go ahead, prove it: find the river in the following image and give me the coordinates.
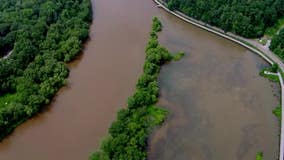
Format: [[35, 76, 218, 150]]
[[148, 11, 279, 160], [0, 0, 158, 159], [0, 0, 279, 160]]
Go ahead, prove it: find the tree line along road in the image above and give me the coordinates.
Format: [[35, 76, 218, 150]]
[[153, 0, 284, 159]]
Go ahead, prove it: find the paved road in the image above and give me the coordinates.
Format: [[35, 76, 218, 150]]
[[154, 0, 284, 159]]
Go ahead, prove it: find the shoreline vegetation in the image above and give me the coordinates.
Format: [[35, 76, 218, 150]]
[[156, 0, 284, 159], [0, 0, 92, 141], [270, 28, 284, 62], [259, 65, 282, 159], [158, 0, 284, 66], [165, 0, 284, 39], [259, 64, 279, 82], [256, 152, 263, 160], [155, 0, 278, 65], [90, 17, 183, 160], [273, 106, 282, 121], [259, 59, 283, 123], [265, 18, 284, 38]]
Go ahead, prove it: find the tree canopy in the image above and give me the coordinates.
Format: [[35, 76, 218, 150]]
[[0, 0, 92, 140], [90, 17, 182, 160], [270, 28, 284, 60], [166, 0, 284, 38]]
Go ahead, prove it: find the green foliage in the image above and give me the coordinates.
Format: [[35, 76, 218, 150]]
[[261, 64, 279, 74], [265, 17, 284, 37], [152, 17, 162, 33], [146, 38, 158, 52], [127, 89, 158, 109], [0, 0, 92, 141], [166, 0, 284, 38], [270, 63, 279, 73], [136, 74, 156, 89], [256, 152, 263, 160], [261, 73, 279, 82], [270, 28, 284, 61], [259, 64, 280, 82], [148, 105, 168, 125], [172, 51, 185, 61], [90, 151, 110, 160], [273, 106, 281, 121], [0, 94, 16, 109], [90, 17, 182, 160], [167, 0, 180, 11]]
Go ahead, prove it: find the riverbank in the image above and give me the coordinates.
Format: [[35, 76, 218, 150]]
[[90, 17, 182, 160], [0, 0, 162, 159], [153, 0, 284, 160], [0, 0, 92, 141]]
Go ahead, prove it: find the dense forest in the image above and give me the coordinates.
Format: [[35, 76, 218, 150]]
[[165, 0, 284, 38], [270, 28, 284, 60], [0, 0, 92, 140], [90, 17, 183, 160]]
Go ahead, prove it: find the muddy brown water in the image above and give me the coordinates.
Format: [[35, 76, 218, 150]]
[[0, 0, 158, 159], [148, 13, 279, 160], [0, 0, 279, 160]]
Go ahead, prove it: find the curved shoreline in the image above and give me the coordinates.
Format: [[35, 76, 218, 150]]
[[153, 0, 284, 160]]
